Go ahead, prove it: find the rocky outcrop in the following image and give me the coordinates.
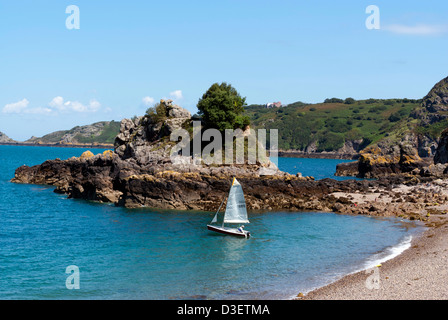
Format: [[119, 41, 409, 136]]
[[420, 76, 448, 121], [0, 131, 16, 143], [114, 99, 191, 165], [11, 146, 325, 211], [12, 99, 293, 210], [335, 76, 448, 178], [12, 147, 441, 220], [409, 76, 448, 156], [335, 141, 430, 178], [335, 133, 448, 179]]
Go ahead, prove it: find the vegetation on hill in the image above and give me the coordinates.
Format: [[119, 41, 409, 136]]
[[27, 121, 120, 145], [74, 121, 121, 144], [245, 98, 422, 152]]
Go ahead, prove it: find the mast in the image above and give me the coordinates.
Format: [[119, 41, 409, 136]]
[[211, 195, 226, 225]]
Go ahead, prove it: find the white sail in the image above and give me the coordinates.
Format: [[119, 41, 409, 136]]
[[223, 178, 249, 224]]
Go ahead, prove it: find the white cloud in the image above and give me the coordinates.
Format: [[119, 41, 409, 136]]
[[49, 96, 65, 110], [2, 99, 30, 113], [383, 24, 448, 36], [142, 96, 155, 106], [49, 96, 101, 113], [2, 97, 102, 115], [169, 90, 183, 100]]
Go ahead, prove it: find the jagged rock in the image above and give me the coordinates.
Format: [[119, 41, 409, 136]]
[[114, 100, 191, 165], [422, 76, 448, 114], [335, 140, 430, 178], [419, 163, 448, 177]]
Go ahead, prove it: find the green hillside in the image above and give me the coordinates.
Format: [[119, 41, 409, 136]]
[[28, 121, 121, 145], [245, 99, 421, 152]]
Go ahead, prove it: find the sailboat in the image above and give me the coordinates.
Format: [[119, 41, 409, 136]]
[[207, 178, 251, 238]]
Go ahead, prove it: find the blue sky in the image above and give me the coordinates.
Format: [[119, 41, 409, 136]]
[[1, 0, 448, 140]]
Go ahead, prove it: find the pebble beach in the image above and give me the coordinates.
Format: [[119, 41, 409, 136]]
[[301, 215, 448, 300]]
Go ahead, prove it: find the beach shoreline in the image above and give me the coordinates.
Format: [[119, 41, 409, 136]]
[[298, 214, 448, 300]]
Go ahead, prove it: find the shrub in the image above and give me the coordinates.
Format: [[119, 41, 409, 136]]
[[388, 112, 401, 122], [324, 98, 344, 103], [146, 102, 167, 123], [344, 97, 356, 104], [317, 132, 344, 152]]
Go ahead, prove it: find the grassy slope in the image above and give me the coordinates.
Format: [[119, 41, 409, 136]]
[[35, 121, 121, 145], [245, 99, 420, 152], [74, 121, 121, 144]]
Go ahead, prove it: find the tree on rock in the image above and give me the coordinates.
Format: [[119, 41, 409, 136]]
[[197, 82, 250, 131]]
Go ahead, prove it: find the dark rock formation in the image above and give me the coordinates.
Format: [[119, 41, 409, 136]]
[[434, 128, 448, 164], [12, 148, 438, 220], [335, 76, 448, 178], [421, 76, 448, 119], [335, 142, 430, 178], [12, 99, 298, 211]]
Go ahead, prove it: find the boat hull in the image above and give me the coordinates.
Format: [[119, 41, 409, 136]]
[[207, 225, 250, 238]]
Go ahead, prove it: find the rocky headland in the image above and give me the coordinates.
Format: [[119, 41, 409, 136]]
[[336, 76, 448, 180], [0, 121, 119, 148], [0, 131, 16, 143]]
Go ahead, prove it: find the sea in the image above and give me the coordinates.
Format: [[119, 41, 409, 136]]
[[0, 145, 424, 300]]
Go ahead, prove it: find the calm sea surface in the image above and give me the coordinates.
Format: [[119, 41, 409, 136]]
[[276, 157, 359, 181], [0, 145, 423, 299]]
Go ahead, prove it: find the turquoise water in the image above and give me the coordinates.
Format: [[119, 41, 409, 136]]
[[277, 157, 359, 180], [0, 145, 422, 300]]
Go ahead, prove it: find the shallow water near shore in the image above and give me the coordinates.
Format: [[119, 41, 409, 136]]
[[276, 157, 359, 181], [0, 145, 424, 299]]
